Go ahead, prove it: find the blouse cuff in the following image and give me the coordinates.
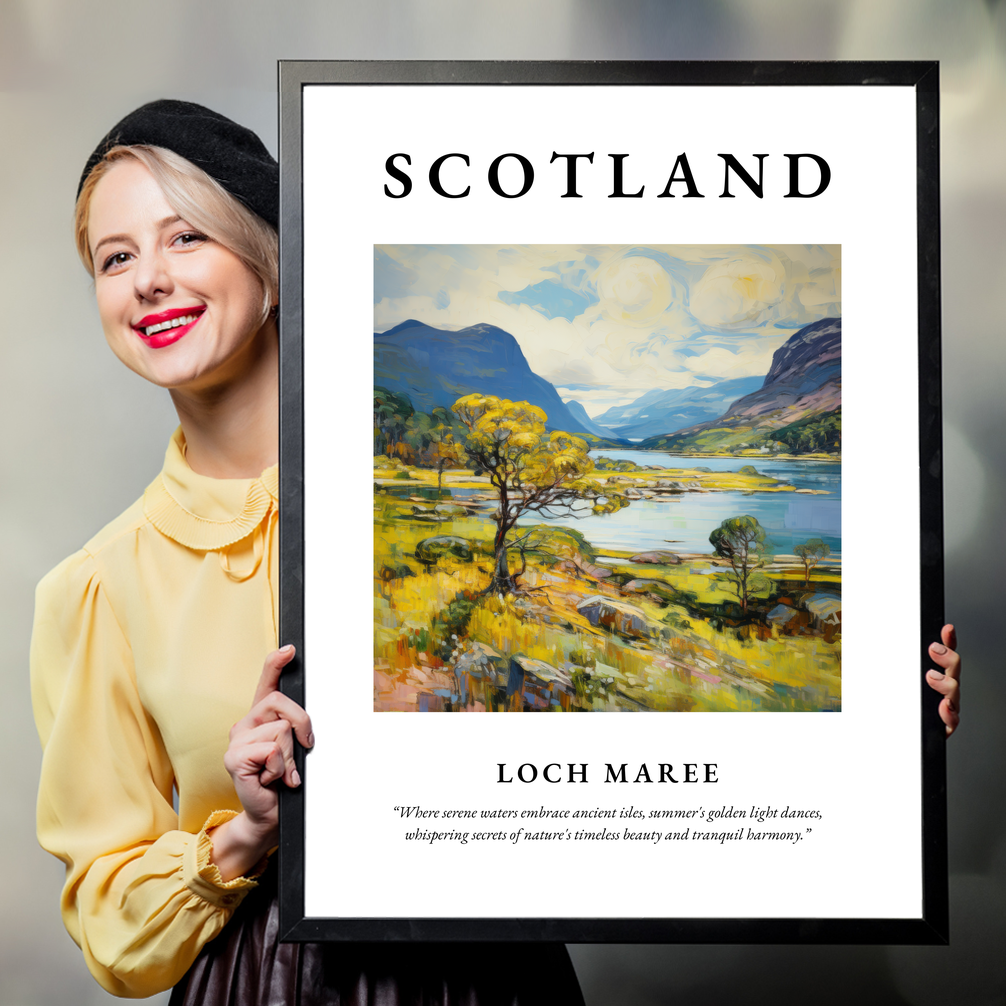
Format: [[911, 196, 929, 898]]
[[183, 810, 269, 909]]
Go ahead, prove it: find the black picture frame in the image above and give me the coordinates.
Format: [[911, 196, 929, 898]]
[[277, 60, 945, 944]]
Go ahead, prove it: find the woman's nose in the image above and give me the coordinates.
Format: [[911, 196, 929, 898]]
[[133, 249, 173, 302]]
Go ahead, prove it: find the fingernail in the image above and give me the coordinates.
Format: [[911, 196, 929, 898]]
[[928, 670, 944, 679], [280, 644, 295, 654], [292, 768, 301, 787], [306, 732, 315, 748], [931, 643, 947, 654]]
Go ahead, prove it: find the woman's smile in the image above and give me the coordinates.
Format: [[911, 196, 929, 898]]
[[133, 305, 207, 347]]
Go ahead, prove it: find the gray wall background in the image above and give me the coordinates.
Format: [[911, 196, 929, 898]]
[[2, 2, 1003, 1003]]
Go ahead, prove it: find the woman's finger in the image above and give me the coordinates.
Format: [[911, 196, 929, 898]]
[[252, 644, 296, 707], [928, 642, 960, 681], [939, 697, 961, 737], [242, 690, 314, 749], [927, 623, 961, 738], [925, 668, 959, 703], [224, 738, 287, 787], [255, 742, 287, 787], [926, 667, 960, 736], [234, 718, 300, 788], [941, 623, 957, 652]]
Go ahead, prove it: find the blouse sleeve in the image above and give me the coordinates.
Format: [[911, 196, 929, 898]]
[[31, 549, 262, 998]]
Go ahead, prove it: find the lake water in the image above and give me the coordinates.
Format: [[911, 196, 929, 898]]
[[516, 449, 842, 557]]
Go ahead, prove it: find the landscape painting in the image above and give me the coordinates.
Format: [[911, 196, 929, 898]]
[[373, 245, 841, 713]]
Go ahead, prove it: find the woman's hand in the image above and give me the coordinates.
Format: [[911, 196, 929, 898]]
[[926, 624, 961, 738], [209, 645, 314, 881]]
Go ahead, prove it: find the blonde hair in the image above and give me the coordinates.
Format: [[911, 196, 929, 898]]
[[75, 145, 278, 323]]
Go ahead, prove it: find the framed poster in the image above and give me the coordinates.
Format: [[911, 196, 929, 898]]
[[277, 61, 946, 943]]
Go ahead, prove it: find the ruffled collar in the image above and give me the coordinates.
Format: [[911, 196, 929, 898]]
[[143, 428, 278, 551]]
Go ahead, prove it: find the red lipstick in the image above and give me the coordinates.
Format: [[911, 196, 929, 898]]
[[133, 306, 205, 349]]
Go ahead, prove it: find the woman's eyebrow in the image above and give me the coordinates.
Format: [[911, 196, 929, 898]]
[[92, 232, 132, 257], [92, 216, 185, 257]]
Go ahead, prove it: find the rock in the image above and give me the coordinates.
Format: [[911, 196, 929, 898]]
[[446, 643, 507, 707], [623, 578, 677, 602], [577, 595, 650, 638], [767, 603, 801, 626], [410, 504, 431, 514], [625, 488, 644, 499], [415, 536, 473, 567], [572, 555, 613, 579], [453, 643, 506, 685], [804, 593, 841, 641], [606, 475, 634, 484], [630, 550, 681, 564], [434, 502, 467, 516], [805, 594, 841, 623], [380, 563, 417, 581], [508, 656, 575, 710], [767, 603, 813, 637]]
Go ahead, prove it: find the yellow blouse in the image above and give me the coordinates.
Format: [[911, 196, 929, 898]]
[[31, 428, 279, 998]]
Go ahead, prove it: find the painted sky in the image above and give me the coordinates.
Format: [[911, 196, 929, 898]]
[[374, 244, 841, 416]]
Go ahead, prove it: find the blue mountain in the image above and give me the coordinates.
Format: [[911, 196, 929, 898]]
[[562, 399, 614, 439], [374, 319, 603, 439], [592, 376, 766, 439]]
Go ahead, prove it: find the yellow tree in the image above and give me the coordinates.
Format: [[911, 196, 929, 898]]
[[452, 394, 625, 594]]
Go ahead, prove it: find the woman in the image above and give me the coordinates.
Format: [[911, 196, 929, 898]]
[[31, 100, 585, 1003], [32, 99, 962, 1003]]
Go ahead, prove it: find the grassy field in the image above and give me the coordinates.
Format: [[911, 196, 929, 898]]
[[374, 459, 841, 714]]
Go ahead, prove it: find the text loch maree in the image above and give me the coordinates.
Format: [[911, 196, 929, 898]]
[[497, 762, 720, 784]]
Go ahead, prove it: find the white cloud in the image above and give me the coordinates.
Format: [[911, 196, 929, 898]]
[[594, 253, 680, 326], [556, 387, 641, 418], [374, 244, 841, 403], [689, 251, 787, 329], [679, 345, 778, 379]]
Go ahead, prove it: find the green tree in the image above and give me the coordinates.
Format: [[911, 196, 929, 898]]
[[405, 406, 467, 495], [374, 387, 415, 457], [452, 394, 625, 594], [793, 537, 830, 587], [709, 515, 772, 612], [774, 410, 841, 455]]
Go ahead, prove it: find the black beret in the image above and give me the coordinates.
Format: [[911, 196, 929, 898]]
[[77, 99, 278, 228]]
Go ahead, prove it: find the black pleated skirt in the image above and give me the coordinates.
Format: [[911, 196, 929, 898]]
[[169, 869, 585, 1006]]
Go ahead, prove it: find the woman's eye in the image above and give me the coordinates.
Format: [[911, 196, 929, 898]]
[[101, 251, 131, 273], [173, 231, 208, 248]]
